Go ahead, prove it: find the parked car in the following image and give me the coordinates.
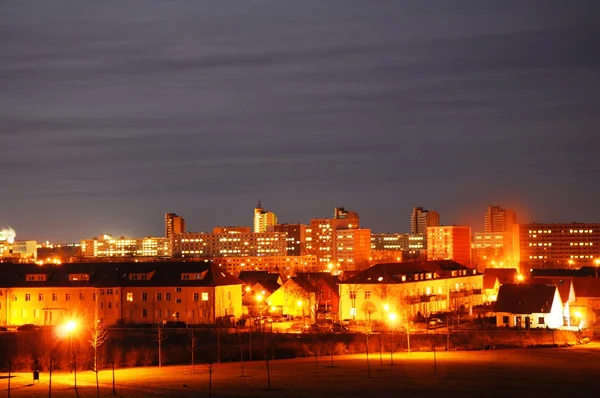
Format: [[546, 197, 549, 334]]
[[17, 324, 38, 332], [427, 318, 444, 329], [303, 324, 321, 333], [288, 324, 305, 334], [0, 326, 8, 332], [329, 323, 349, 333]]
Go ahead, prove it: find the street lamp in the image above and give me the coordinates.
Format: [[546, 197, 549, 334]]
[[388, 312, 397, 366], [63, 320, 78, 390]]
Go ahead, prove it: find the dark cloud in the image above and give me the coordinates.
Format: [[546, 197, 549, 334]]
[[1, 0, 599, 241]]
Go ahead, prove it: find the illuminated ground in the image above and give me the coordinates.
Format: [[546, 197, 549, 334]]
[[3, 343, 600, 397]]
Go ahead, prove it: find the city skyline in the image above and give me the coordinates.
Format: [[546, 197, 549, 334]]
[[2, 1, 598, 242], [4, 201, 600, 244]]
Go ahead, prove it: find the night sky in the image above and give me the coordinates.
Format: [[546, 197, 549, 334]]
[[1, 1, 599, 242]]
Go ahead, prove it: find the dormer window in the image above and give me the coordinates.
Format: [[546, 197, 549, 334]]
[[26, 274, 46, 282], [69, 274, 89, 282]]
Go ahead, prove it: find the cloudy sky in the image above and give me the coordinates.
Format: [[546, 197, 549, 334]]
[[1, 0, 598, 242]]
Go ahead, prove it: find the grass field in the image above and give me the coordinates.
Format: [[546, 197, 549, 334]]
[[2, 343, 599, 397]]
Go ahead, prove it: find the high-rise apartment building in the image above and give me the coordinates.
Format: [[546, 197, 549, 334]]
[[472, 206, 519, 272], [165, 213, 186, 238], [305, 207, 366, 269], [254, 202, 278, 233], [427, 226, 472, 267], [410, 207, 440, 235], [485, 206, 517, 233], [371, 233, 410, 251], [335, 228, 371, 271], [518, 223, 600, 268], [173, 230, 286, 258], [269, 224, 307, 256], [81, 235, 171, 258]]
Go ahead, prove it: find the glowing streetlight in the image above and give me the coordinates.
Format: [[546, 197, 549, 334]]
[[256, 294, 263, 303], [388, 312, 397, 366], [516, 274, 525, 283], [61, 320, 79, 391], [65, 320, 77, 332], [383, 304, 389, 312]]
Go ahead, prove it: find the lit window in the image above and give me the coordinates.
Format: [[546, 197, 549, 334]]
[[202, 292, 209, 301], [126, 293, 133, 302]]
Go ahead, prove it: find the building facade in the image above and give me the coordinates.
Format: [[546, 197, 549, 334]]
[[305, 207, 362, 268], [371, 233, 410, 251], [338, 260, 483, 322], [254, 202, 277, 233], [410, 207, 440, 236], [213, 255, 318, 277], [485, 206, 517, 233], [80, 235, 171, 258], [269, 224, 307, 256], [173, 230, 287, 258], [165, 213, 186, 238], [427, 226, 472, 267], [335, 228, 371, 271], [0, 262, 243, 327], [518, 223, 600, 268]]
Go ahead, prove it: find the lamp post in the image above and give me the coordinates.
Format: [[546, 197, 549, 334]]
[[388, 312, 397, 366], [65, 320, 78, 390]]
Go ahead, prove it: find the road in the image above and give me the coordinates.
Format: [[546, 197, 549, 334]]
[[2, 343, 599, 397]]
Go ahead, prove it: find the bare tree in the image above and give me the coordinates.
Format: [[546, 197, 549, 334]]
[[263, 331, 272, 390], [44, 347, 58, 398], [361, 300, 376, 378], [104, 343, 121, 395], [188, 329, 197, 374], [154, 323, 167, 367], [88, 321, 108, 398]]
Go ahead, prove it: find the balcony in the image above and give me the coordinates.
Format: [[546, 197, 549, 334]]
[[403, 296, 421, 305], [420, 294, 437, 303]]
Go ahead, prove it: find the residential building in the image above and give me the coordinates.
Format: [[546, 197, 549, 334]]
[[485, 206, 517, 233], [335, 228, 371, 271], [267, 273, 341, 321], [518, 223, 600, 268], [80, 235, 171, 258], [427, 226, 472, 267], [472, 206, 518, 272], [338, 260, 483, 322], [410, 207, 440, 235], [371, 233, 410, 251], [305, 207, 362, 268], [165, 213, 186, 238], [269, 224, 307, 256], [0, 262, 243, 327], [494, 284, 563, 329], [212, 255, 318, 277], [254, 202, 277, 233], [173, 230, 286, 258], [482, 268, 519, 303], [11, 240, 38, 261], [238, 271, 282, 309]]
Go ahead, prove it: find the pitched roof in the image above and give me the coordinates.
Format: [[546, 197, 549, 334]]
[[340, 260, 474, 285], [238, 271, 281, 285], [531, 277, 573, 304], [494, 284, 559, 314], [483, 268, 518, 288], [0, 262, 243, 288], [530, 267, 599, 278], [571, 277, 600, 298]]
